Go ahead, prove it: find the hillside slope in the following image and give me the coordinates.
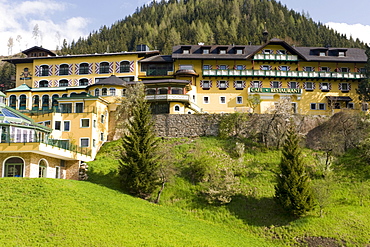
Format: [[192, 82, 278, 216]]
[[0, 178, 274, 247]]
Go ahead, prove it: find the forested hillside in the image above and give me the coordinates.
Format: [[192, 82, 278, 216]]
[[61, 0, 365, 55]]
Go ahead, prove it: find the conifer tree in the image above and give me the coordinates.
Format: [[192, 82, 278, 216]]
[[119, 83, 160, 199], [274, 127, 315, 217]]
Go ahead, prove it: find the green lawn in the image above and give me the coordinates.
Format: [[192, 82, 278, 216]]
[[0, 178, 274, 246]]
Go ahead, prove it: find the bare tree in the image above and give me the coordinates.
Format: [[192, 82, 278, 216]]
[[32, 24, 40, 46], [16, 35, 22, 52], [7, 37, 14, 55]]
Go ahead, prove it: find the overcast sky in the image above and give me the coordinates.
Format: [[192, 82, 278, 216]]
[[0, 0, 369, 56]]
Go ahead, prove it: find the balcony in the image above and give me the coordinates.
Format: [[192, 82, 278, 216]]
[[145, 94, 190, 102], [203, 69, 365, 79], [253, 54, 298, 61]]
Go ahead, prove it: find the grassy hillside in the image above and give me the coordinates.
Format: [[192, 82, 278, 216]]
[[88, 137, 370, 246], [0, 177, 273, 246]]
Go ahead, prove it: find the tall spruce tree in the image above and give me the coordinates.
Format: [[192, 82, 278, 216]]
[[274, 127, 315, 217], [119, 82, 160, 199], [357, 45, 370, 102]]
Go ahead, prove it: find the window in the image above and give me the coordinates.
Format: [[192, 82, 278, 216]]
[[59, 79, 68, 87], [120, 61, 130, 73], [360, 68, 366, 73], [75, 103, 83, 113], [340, 67, 349, 73], [79, 78, 88, 86], [321, 82, 330, 91], [171, 88, 182, 94], [235, 49, 243, 54], [219, 49, 227, 54], [310, 103, 317, 110], [347, 102, 354, 109], [289, 81, 297, 89], [158, 88, 167, 94], [203, 96, 209, 104], [95, 88, 100, 96], [271, 81, 280, 88], [320, 67, 329, 72], [236, 96, 243, 104], [305, 82, 314, 90], [252, 81, 261, 88], [304, 67, 313, 72], [81, 119, 90, 128], [263, 49, 272, 54], [93, 120, 96, 128], [32, 95, 39, 109], [99, 62, 110, 74], [80, 138, 89, 147], [218, 80, 227, 89], [39, 80, 49, 87], [19, 95, 26, 110], [4, 157, 24, 177], [79, 63, 89, 75], [93, 139, 96, 148], [277, 50, 287, 55], [202, 49, 210, 54], [42, 95, 49, 110], [338, 51, 345, 57], [319, 52, 326, 56], [110, 88, 116, 96], [38, 159, 47, 178], [174, 105, 180, 112], [100, 133, 104, 141], [55, 166, 61, 179], [235, 80, 244, 89], [182, 49, 190, 54], [179, 65, 193, 70], [202, 80, 211, 89], [146, 88, 156, 95], [40, 65, 49, 76], [59, 64, 69, 75], [261, 65, 270, 70], [203, 65, 211, 70], [279, 66, 288, 71], [220, 96, 226, 104], [55, 121, 61, 130], [60, 103, 72, 113], [219, 65, 227, 70], [318, 103, 326, 110], [341, 83, 349, 91], [122, 89, 126, 96], [101, 114, 105, 123], [102, 88, 107, 96], [362, 103, 368, 111], [63, 121, 70, 131], [235, 65, 244, 70]]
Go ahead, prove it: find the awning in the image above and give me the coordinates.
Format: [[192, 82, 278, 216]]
[[326, 96, 352, 101]]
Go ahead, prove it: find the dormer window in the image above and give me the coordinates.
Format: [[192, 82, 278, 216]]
[[277, 50, 286, 55], [202, 49, 210, 54], [183, 49, 190, 54], [263, 49, 272, 54], [235, 49, 243, 54], [219, 49, 227, 54], [319, 52, 326, 56], [338, 51, 345, 57]]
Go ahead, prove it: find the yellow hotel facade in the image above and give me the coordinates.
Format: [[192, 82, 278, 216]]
[[1, 39, 367, 179]]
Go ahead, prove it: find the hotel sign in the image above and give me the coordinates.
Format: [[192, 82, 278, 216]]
[[250, 88, 301, 94]]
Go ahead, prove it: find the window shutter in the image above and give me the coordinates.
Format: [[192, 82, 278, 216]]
[[35, 65, 40, 77], [115, 61, 120, 73], [88, 78, 93, 85], [109, 62, 114, 73], [34, 80, 39, 87], [68, 79, 73, 86], [130, 61, 134, 72], [95, 63, 100, 74], [55, 64, 60, 75], [89, 63, 93, 74], [48, 65, 53, 76], [54, 80, 59, 87], [74, 64, 79, 75]]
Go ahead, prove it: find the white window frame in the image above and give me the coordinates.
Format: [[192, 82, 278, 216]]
[[203, 96, 210, 104], [63, 121, 70, 132], [310, 103, 317, 110], [305, 82, 314, 90], [321, 82, 329, 91], [179, 64, 193, 70], [80, 138, 90, 148], [318, 103, 326, 110], [174, 104, 181, 112], [220, 96, 226, 104], [80, 118, 90, 128]]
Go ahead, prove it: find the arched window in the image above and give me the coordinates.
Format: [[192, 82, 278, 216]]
[[39, 80, 49, 87], [79, 78, 88, 86], [95, 88, 100, 96], [102, 88, 107, 96], [32, 95, 39, 110], [70, 92, 77, 97], [42, 95, 49, 111], [3, 157, 24, 177], [109, 88, 116, 96], [9, 95, 16, 109], [146, 89, 156, 95], [38, 159, 47, 178], [59, 64, 69, 76], [79, 63, 89, 75], [40, 65, 49, 76], [171, 88, 183, 94], [52, 94, 59, 110], [158, 88, 168, 94], [19, 95, 26, 110], [120, 61, 130, 73], [174, 105, 180, 112], [62, 94, 68, 98], [59, 79, 68, 87], [99, 62, 109, 74]]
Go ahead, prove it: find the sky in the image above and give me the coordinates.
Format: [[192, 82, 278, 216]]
[[0, 0, 369, 56]]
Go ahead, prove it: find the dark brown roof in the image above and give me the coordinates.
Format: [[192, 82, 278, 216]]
[[139, 55, 173, 63], [92, 75, 126, 87], [295, 47, 366, 62], [22, 46, 56, 57], [127, 79, 190, 86]]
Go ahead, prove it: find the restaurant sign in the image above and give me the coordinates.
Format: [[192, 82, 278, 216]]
[[250, 88, 301, 94]]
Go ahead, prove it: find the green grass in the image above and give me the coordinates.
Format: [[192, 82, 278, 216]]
[[0, 178, 273, 246], [87, 136, 370, 246]]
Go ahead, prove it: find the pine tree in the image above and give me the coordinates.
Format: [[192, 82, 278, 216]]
[[274, 127, 315, 217], [357, 45, 370, 101], [119, 82, 160, 199]]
